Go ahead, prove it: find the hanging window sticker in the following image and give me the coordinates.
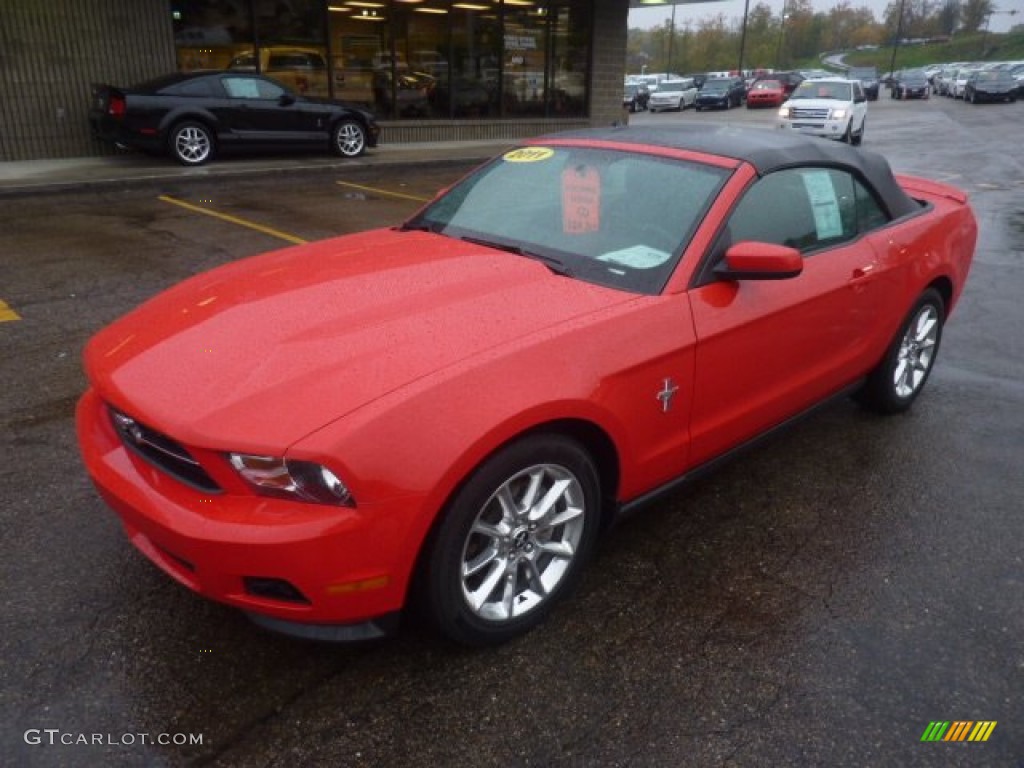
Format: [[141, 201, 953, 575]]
[[562, 164, 601, 234], [503, 147, 555, 163], [801, 170, 843, 240]]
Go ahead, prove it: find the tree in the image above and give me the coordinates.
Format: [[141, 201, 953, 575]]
[[936, 0, 960, 36], [960, 0, 994, 32]]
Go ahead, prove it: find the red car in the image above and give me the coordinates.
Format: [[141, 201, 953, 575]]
[[746, 78, 787, 108], [77, 126, 977, 646]]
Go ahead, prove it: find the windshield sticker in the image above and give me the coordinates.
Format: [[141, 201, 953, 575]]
[[597, 245, 671, 269], [562, 165, 601, 234], [801, 170, 843, 240], [503, 147, 555, 163]]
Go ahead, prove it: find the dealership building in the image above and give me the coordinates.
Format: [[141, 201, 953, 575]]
[[0, 0, 642, 161]]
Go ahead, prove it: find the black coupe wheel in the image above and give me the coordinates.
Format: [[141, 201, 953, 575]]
[[420, 434, 602, 646], [169, 121, 214, 166], [857, 288, 945, 414], [332, 119, 367, 158]]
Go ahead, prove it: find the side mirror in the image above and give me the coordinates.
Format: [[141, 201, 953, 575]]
[[279, 93, 296, 106], [715, 241, 803, 280]]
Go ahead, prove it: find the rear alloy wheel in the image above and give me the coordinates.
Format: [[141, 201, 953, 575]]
[[332, 119, 366, 158], [421, 434, 601, 646], [169, 121, 214, 166], [857, 288, 945, 413]]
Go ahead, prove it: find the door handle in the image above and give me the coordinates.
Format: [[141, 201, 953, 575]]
[[851, 264, 875, 280]]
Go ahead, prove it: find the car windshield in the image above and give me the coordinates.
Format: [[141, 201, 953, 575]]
[[703, 80, 729, 92], [753, 80, 781, 90], [791, 81, 852, 100], [404, 146, 730, 294], [659, 82, 685, 92]]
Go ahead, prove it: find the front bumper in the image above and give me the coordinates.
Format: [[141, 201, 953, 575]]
[[76, 388, 422, 637], [776, 118, 849, 141]]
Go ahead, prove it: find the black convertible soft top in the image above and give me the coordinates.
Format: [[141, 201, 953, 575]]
[[537, 123, 920, 219]]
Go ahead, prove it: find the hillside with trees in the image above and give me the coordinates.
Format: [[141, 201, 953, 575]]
[[627, 0, 1018, 74]]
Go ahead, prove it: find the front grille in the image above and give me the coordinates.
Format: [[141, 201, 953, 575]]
[[791, 107, 831, 120], [109, 407, 222, 493]]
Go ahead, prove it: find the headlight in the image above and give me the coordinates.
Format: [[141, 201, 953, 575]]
[[229, 453, 355, 506], [831, 108, 848, 119], [778, 106, 791, 118]]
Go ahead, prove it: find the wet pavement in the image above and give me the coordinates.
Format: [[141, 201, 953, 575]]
[[1, 96, 1023, 767]]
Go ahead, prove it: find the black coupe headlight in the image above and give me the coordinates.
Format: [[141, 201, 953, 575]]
[[228, 453, 355, 506]]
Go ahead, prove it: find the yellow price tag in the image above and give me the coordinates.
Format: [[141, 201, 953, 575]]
[[503, 147, 555, 163]]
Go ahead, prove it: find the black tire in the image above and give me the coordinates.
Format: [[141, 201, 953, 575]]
[[851, 119, 865, 146], [857, 288, 945, 414], [841, 120, 853, 144], [419, 434, 602, 646], [168, 121, 215, 166], [331, 119, 367, 158]]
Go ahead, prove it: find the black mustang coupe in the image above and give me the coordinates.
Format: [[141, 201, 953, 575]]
[[90, 71, 379, 166]]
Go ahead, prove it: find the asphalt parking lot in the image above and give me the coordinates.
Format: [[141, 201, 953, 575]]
[[2, 93, 1023, 767]]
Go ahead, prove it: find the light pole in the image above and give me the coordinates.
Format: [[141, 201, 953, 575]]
[[667, 2, 678, 75], [887, 0, 907, 86], [737, 0, 751, 76], [776, 9, 790, 69]]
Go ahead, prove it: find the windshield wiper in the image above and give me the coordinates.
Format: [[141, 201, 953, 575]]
[[399, 220, 444, 233], [460, 235, 572, 276]]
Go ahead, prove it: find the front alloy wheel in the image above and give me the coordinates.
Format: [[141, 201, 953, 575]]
[[421, 435, 601, 645], [858, 288, 945, 413]]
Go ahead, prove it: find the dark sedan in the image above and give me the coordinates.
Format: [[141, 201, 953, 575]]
[[848, 66, 880, 100], [90, 72, 379, 166], [964, 70, 1019, 104], [694, 77, 745, 110], [892, 70, 930, 100]]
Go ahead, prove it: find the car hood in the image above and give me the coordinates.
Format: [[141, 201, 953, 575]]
[[85, 229, 632, 451], [783, 98, 850, 109]]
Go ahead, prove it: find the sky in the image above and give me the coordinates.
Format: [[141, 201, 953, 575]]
[[628, 0, 1024, 34]]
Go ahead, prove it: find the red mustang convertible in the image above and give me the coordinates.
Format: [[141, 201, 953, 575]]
[[77, 126, 977, 645]]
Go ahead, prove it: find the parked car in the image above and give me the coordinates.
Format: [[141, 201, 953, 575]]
[[647, 78, 698, 112], [694, 77, 745, 110], [949, 68, 976, 99], [745, 78, 787, 108], [892, 69, 930, 99], [90, 72, 378, 165], [77, 125, 976, 646], [777, 78, 868, 144], [623, 82, 650, 112], [932, 66, 958, 96], [847, 66, 880, 100], [775, 71, 806, 95], [964, 70, 1019, 103]]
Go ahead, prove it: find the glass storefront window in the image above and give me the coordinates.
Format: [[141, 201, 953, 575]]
[[174, 0, 590, 119], [450, 1, 500, 117]]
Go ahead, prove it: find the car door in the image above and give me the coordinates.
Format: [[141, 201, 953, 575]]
[[219, 75, 301, 141], [685, 167, 899, 466]]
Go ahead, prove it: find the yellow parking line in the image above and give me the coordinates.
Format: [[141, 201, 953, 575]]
[[0, 300, 21, 322], [335, 181, 430, 203], [158, 195, 307, 245]]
